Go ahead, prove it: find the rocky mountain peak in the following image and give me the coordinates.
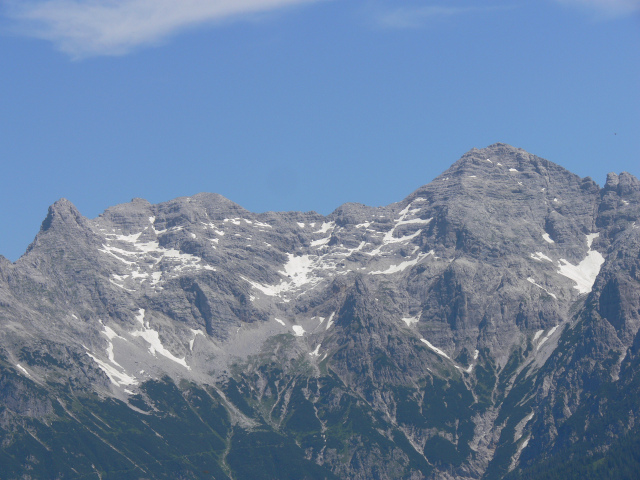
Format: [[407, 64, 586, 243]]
[[39, 197, 85, 232], [606, 171, 640, 197], [1, 145, 639, 480], [606, 172, 620, 189]]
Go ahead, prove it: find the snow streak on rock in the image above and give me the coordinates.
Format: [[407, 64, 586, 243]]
[[557, 233, 604, 294]]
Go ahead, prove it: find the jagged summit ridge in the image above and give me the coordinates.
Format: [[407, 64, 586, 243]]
[[1, 144, 639, 479], [5, 143, 625, 384]]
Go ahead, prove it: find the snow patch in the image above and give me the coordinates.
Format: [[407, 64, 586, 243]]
[[456, 360, 475, 374], [100, 245, 136, 265], [333, 241, 366, 258], [243, 254, 320, 299], [99, 321, 126, 368], [396, 217, 431, 228], [242, 277, 282, 297], [557, 233, 604, 294], [530, 252, 553, 263], [309, 344, 321, 357], [102, 324, 120, 341], [274, 318, 286, 326], [314, 222, 335, 234], [542, 233, 554, 244], [586, 232, 599, 248], [101, 230, 216, 290], [371, 250, 434, 275], [420, 339, 450, 360], [368, 205, 431, 256], [527, 277, 557, 299], [282, 254, 315, 285], [311, 236, 331, 247], [15, 364, 31, 377], [401, 316, 419, 327], [509, 168, 519, 172], [537, 325, 560, 350], [131, 309, 190, 369], [292, 325, 305, 337], [114, 232, 142, 243], [326, 312, 335, 330], [189, 329, 204, 351], [369, 227, 427, 256], [85, 349, 137, 387]]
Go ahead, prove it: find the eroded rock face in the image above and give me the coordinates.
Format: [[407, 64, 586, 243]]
[[0, 143, 638, 479]]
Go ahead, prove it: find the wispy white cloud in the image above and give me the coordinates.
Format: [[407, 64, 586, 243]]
[[3, 0, 323, 58], [554, 0, 640, 17], [374, 4, 510, 29]]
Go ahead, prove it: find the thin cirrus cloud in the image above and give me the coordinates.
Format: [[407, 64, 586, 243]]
[[3, 0, 323, 58]]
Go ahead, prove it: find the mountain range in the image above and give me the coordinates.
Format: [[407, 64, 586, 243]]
[[1, 143, 639, 479]]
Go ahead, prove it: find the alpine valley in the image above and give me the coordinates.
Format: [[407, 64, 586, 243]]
[[1, 143, 640, 480]]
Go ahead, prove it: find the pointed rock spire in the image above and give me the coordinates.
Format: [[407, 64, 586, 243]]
[[40, 198, 86, 233]]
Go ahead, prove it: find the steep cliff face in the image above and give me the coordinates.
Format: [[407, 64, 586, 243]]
[[0, 144, 638, 479]]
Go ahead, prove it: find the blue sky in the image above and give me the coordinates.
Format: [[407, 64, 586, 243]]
[[1, 0, 638, 261]]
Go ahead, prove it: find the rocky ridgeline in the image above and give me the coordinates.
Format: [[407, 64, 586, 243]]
[[0, 143, 639, 479]]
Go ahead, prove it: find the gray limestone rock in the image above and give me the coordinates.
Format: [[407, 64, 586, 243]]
[[0, 143, 639, 479]]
